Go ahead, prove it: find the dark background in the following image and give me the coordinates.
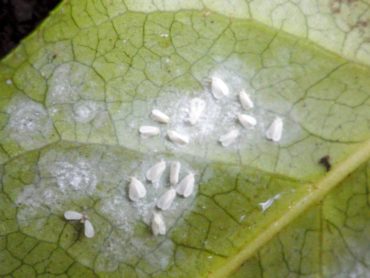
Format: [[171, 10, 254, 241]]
[[0, 0, 61, 58]]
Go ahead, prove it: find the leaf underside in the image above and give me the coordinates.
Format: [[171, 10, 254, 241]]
[[0, 1, 369, 277]]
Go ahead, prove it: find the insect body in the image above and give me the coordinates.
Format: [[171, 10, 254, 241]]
[[167, 130, 189, 145], [151, 109, 170, 124], [139, 126, 160, 138], [170, 161, 181, 185], [129, 177, 147, 201], [238, 114, 257, 128], [146, 160, 166, 183], [239, 90, 254, 109], [64, 210, 95, 238], [187, 98, 206, 125], [211, 77, 230, 99], [156, 188, 177, 210], [219, 129, 240, 147], [151, 212, 166, 236], [176, 173, 195, 198], [319, 155, 331, 171], [265, 117, 283, 142]]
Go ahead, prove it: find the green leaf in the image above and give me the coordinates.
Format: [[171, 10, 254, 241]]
[[1, 1, 369, 277]]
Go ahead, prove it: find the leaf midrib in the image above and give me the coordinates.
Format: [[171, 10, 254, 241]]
[[210, 138, 370, 278]]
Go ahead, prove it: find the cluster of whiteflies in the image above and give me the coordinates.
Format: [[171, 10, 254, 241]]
[[139, 76, 283, 147], [64, 160, 195, 238]]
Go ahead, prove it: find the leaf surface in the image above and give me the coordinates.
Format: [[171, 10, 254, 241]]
[[0, 1, 369, 277]]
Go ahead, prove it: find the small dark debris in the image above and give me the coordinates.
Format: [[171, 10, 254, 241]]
[[319, 155, 331, 172]]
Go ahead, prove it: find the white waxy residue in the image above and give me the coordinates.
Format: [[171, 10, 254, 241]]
[[156, 188, 177, 210], [187, 98, 206, 125], [151, 109, 170, 124], [238, 114, 257, 128], [259, 194, 281, 212], [170, 161, 181, 185], [265, 117, 283, 142], [176, 173, 195, 198], [84, 219, 95, 238], [129, 177, 147, 201], [151, 212, 166, 236], [146, 160, 166, 183], [211, 76, 230, 99], [167, 130, 189, 145], [239, 90, 254, 109], [139, 126, 160, 138], [64, 210, 83, 220], [219, 129, 240, 147]]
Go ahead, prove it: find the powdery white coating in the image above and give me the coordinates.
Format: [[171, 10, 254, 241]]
[[219, 129, 240, 147], [259, 194, 281, 212], [6, 79, 12, 85], [175, 173, 195, 198], [156, 188, 177, 211], [129, 177, 147, 201], [151, 212, 166, 236], [72, 100, 100, 123], [139, 126, 160, 138], [239, 89, 254, 109], [151, 109, 170, 124], [265, 117, 283, 142], [238, 114, 257, 128], [7, 95, 54, 149], [146, 160, 166, 183], [51, 160, 97, 193], [167, 130, 189, 145], [187, 98, 206, 125], [64, 210, 83, 220], [211, 76, 230, 99], [84, 219, 95, 238], [170, 161, 181, 185]]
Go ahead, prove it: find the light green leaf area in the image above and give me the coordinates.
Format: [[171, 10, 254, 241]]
[[0, 0, 369, 277]]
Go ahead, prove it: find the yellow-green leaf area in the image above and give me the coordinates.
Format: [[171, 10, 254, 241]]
[[0, 0, 369, 277]]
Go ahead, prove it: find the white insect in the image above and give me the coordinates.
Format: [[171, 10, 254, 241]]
[[146, 160, 166, 183], [128, 177, 146, 201], [187, 98, 206, 125], [239, 89, 254, 109], [64, 210, 95, 238], [211, 76, 230, 99], [219, 129, 240, 147], [265, 117, 283, 142], [167, 130, 189, 145], [170, 161, 181, 185], [64, 210, 83, 220], [151, 109, 170, 124], [83, 219, 95, 238], [156, 188, 177, 210], [151, 212, 166, 236], [139, 126, 160, 138], [238, 114, 257, 128], [259, 194, 281, 212], [176, 173, 195, 198]]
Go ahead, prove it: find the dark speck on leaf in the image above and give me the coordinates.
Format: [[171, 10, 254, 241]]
[[319, 155, 331, 172]]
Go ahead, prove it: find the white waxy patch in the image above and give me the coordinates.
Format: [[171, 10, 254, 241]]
[[151, 212, 166, 236], [156, 188, 176, 210], [64, 210, 83, 220], [239, 90, 254, 109], [170, 161, 181, 185], [238, 114, 257, 128], [187, 98, 206, 125], [219, 129, 240, 147], [176, 173, 195, 198], [139, 126, 160, 138], [146, 160, 166, 183], [129, 177, 147, 201], [151, 109, 170, 124], [167, 130, 189, 145], [211, 76, 230, 99], [265, 117, 283, 142], [84, 219, 95, 238]]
